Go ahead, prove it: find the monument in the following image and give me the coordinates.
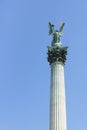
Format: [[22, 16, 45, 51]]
[[47, 22, 68, 130]]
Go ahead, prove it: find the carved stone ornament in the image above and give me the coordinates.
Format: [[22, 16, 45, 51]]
[[47, 46, 68, 65]]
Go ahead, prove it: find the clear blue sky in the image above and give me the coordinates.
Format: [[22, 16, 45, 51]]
[[0, 0, 87, 130]]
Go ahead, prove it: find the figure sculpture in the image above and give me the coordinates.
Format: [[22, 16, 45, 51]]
[[49, 22, 65, 46]]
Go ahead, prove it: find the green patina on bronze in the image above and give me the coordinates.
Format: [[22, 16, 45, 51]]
[[47, 22, 68, 65]]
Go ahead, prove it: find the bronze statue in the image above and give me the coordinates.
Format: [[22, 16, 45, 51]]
[[49, 22, 65, 45]]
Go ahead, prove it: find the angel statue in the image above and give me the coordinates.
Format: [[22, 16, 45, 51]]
[[49, 22, 65, 46]]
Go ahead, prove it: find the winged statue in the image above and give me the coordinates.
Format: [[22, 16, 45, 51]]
[[49, 22, 65, 44]]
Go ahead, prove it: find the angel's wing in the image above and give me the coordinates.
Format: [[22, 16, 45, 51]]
[[59, 22, 65, 33], [49, 22, 54, 35]]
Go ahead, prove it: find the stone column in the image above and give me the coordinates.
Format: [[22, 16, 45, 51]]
[[47, 45, 68, 130]]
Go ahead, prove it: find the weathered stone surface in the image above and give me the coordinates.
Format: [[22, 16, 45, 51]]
[[50, 62, 67, 130]]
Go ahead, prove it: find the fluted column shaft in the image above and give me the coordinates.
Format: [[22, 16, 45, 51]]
[[50, 62, 67, 130]]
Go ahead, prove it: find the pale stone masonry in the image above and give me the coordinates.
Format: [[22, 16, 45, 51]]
[[47, 22, 68, 130], [50, 62, 67, 130]]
